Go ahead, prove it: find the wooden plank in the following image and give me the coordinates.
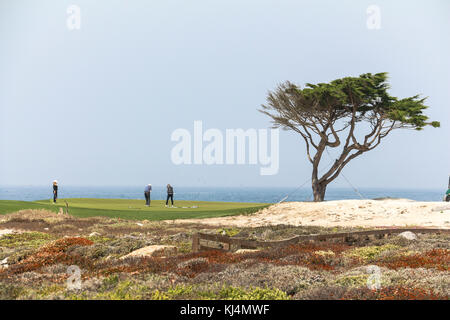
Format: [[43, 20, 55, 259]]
[[196, 233, 262, 248], [196, 232, 302, 248], [196, 233, 232, 243], [194, 228, 450, 252]]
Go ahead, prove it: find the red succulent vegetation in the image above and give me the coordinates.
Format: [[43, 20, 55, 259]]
[[0, 237, 94, 276], [343, 286, 448, 300], [379, 249, 449, 271], [98, 242, 353, 278]]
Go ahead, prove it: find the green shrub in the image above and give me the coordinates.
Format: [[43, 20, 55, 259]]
[[37, 285, 65, 298], [217, 228, 240, 237], [0, 284, 28, 300], [217, 286, 289, 300], [177, 241, 192, 254], [151, 290, 170, 300], [167, 284, 194, 298], [102, 274, 120, 289], [147, 284, 289, 300], [0, 232, 53, 248], [88, 235, 114, 243], [344, 244, 400, 262], [335, 275, 369, 287], [95, 280, 147, 300]]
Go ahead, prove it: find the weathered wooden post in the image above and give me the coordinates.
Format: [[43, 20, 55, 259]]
[[222, 240, 231, 252], [192, 233, 200, 253]]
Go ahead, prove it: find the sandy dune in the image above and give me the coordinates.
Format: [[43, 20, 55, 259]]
[[174, 199, 450, 228]]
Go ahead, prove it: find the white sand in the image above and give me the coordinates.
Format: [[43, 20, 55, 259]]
[[173, 199, 450, 228], [0, 229, 17, 237]]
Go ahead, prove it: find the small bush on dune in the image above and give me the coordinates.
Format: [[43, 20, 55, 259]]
[[87, 235, 115, 244], [343, 244, 400, 263], [165, 284, 194, 299], [0, 283, 28, 300], [62, 276, 157, 300], [9, 283, 65, 300], [107, 237, 149, 255], [101, 274, 120, 289], [0, 232, 53, 248], [70, 243, 113, 260], [335, 275, 369, 287], [36, 284, 65, 299], [151, 289, 170, 300], [217, 286, 289, 300], [217, 228, 241, 237], [1, 248, 34, 265], [94, 280, 149, 300]]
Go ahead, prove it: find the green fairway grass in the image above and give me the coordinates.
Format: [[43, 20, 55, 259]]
[[0, 199, 270, 221]]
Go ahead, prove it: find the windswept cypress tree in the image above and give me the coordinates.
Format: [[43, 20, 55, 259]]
[[261, 73, 440, 201]]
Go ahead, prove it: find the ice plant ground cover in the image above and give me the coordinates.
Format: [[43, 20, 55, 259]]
[[0, 209, 448, 300]]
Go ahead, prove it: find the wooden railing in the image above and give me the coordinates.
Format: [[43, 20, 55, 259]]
[[192, 228, 450, 253]]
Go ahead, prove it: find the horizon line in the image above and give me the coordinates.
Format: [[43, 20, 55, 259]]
[[0, 185, 445, 190]]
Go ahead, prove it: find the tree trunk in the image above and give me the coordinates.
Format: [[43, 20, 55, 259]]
[[312, 162, 327, 202], [312, 181, 326, 202]]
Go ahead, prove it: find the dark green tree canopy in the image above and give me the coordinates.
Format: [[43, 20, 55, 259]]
[[261, 72, 440, 201]]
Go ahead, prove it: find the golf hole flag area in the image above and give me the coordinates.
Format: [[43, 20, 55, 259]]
[[0, 199, 269, 221]]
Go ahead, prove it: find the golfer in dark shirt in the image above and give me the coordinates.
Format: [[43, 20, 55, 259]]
[[52, 180, 58, 203], [166, 184, 174, 207], [144, 184, 152, 206]]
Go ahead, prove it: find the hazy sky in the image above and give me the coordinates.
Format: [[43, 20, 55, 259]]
[[1, 0, 449, 189]]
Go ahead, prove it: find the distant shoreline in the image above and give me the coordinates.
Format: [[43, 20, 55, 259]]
[[0, 186, 445, 203]]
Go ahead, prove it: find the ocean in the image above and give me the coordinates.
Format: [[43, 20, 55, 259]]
[[0, 186, 446, 203]]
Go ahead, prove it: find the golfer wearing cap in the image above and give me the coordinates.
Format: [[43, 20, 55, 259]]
[[144, 184, 152, 206], [52, 180, 58, 203]]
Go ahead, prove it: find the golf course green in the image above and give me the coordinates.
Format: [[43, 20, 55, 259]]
[[0, 199, 270, 221]]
